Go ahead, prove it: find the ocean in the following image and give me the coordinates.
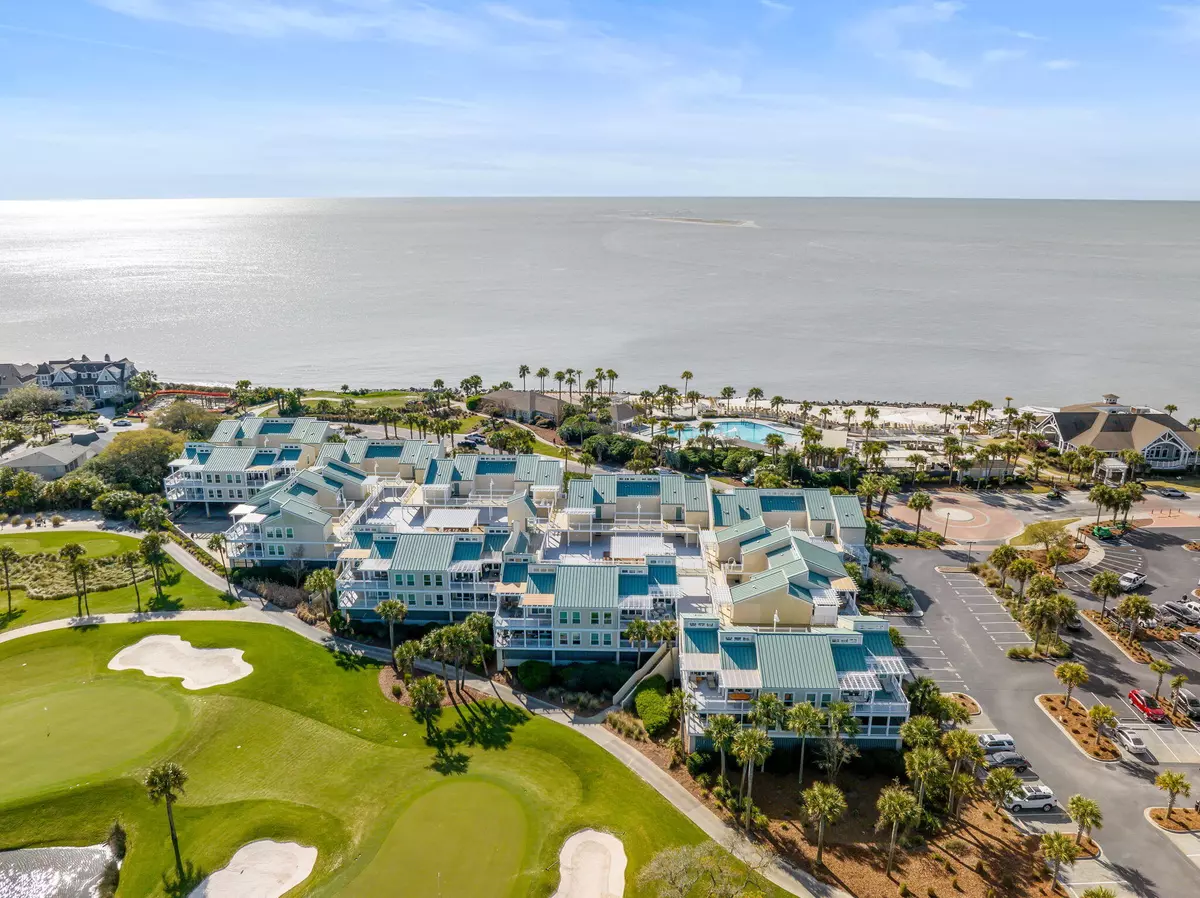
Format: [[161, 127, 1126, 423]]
[[1, 197, 1198, 411]]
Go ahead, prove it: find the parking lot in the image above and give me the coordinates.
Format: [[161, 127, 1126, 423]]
[[887, 614, 971, 692], [1060, 538, 1145, 593], [937, 569, 1033, 652]]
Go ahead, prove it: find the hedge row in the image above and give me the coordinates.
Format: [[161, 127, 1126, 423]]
[[162, 522, 228, 578], [633, 674, 671, 735]]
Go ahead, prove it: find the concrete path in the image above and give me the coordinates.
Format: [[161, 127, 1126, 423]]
[[0, 605, 836, 898]]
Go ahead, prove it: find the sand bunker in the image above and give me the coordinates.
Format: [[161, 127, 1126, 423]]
[[551, 830, 626, 898], [108, 635, 252, 690], [188, 840, 316, 898]]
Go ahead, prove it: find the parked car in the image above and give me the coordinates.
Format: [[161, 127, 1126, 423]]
[[1045, 488, 1065, 501], [1182, 632, 1200, 652], [93, 423, 109, 433], [1128, 689, 1167, 722], [1064, 612, 1084, 631], [977, 733, 1017, 754], [1159, 487, 1187, 498], [1005, 783, 1056, 813], [1119, 571, 1146, 592], [1114, 727, 1148, 754], [1183, 601, 1200, 617], [1161, 602, 1200, 625], [1174, 689, 1200, 721], [983, 751, 1031, 773], [456, 440, 477, 450], [113, 419, 132, 427]]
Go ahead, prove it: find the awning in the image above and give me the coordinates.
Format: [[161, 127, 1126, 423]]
[[425, 508, 480, 530], [612, 535, 673, 558], [520, 593, 554, 606], [680, 652, 721, 672], [838, 671, 883, 692], [238, 512, 267, 524], [359, 558, 391, 572], [720, 669, 763, 689]]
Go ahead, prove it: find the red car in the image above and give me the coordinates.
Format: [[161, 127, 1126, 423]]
[[1129, 689, 1166, 722]]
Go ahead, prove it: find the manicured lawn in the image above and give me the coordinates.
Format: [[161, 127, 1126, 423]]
[[304, 389, 420, 409], [1008, 518, 1080, 546], [0, 530, 236, 632], [0, 622, 780, 897], [1143, 476, 1200, 493]]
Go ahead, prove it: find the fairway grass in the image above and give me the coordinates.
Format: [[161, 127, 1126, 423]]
[[0, 622, 779, 897], [0, 530, 237, 633]]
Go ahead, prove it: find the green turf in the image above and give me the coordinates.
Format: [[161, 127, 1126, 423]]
[[0, 530, 137, 557], [0, 531, 237, 633], [0, 622, 779, 897]]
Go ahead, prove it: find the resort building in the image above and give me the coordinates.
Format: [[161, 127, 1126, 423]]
[[481, 389, 569, 424], [316, 438, 442, 481], [1032, 395, 1200, 474], [209, 416, 333, 448], [34, 355, 138, 404], [710, 487, 868, 564], [164, 442, 322, 511]]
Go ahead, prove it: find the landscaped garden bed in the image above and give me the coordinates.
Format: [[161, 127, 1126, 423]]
[[946, 693, 981, 716], [1082, 610, 1154, 663], [1036, 695, 1120, 761], [1150, 808, 1200, 833]]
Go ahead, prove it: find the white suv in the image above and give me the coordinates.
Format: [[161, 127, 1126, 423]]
[[977, 733, 1016, 754], [1005, 783, 1056, 813]]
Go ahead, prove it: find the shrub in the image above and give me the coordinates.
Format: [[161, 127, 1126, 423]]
[[556, 661, 634, 694], [50, 515, 63, 527], [695, 771, 713, 790], [633, 674, 671, 735], [605, 710, 647, 741], [517, 659, 553, 691], [92, 489, 143, 519], [464, 394, 483, 411], [685, 751, 712, 777], [106, 821, 127, 860], [246, 579, 306, 609], [1007, 645, 1034, 660], [391, 683, 405, 698], [889, 626, 906, 647], [899, 885, 912, 897]]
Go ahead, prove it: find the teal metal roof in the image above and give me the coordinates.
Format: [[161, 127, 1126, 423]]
[[730, 568, 789, 602], [720, 642, 758, 671], [390, 533, 457, 571], [553, 565, 619, 609], [251, 450, 278, 466], [740, 527, 791, 554], [483, 532, 509, 552], [566, 478, 595, 509], [802, 489, 836, 521], [715, 515, 768, 544], [371, 538, 397, 560], [500, 562, 528, 584], [591, 474, 616, 503], [861, 631, 897, 657], [683, 628, 718, 654], [201, 446, 257, 471], [260, 421, 293, 434], [756, 633, 839, 691], [660, 474, 684, 505], [362, 442, 401, 458], [279, 447, 302, 462], [647, 565, 677, 586], [831, 494, 867, 529], [760, 493, 806, 513], [791, 538, 848, 579], [477, 457, 517, 476], [528, 570, 557, 594], [286, 481, 319, 498], [451, 540, 482, 562], [210, 420, 242, 443], [618, 573, 649, 596], [324, 459, 367, 482], [831, 644, 870, 672], [352, 531, 374, 549], [270, 496, 332, 526], [683, 479, 709, 513], [617, 478, 659, 498]]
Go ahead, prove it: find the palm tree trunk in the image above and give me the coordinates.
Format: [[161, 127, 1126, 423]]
[[744, 765, 756, 828], [388, 622, 396, 664], [816, 820, 826, 866], [887, 820, 899, 876], [166, 799, 184, 878], [798, 737, 807, 785], [739, 760, 748, 801], [719, 747, 726, 783]]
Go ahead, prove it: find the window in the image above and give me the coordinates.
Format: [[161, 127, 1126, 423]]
[[407, 574, 415, 586], [571, 633, 581, 646], [603, 633, 612, 646], [805, 693, 817, 706], [267, 545, 276, 557], [236, 490, 243, 499], [227, 474, 234, 483], [214, 489, 223, 498], [590, 633, 599, 646], [435, 595, 445, 606], [603, 612, 612, 625], [395, 574, 403, 586], [205, 474, 212, 483], [285, 528, 294, 539], [423, 596, 433, 607], [423, 574, 432, 587], [559, 633, 568, 646], [590, 612, 600, 625], [434, 574, 443, 587], [559, 611, 568, 624], [783, 693, 794, 705], [571, 611, 581, 624], [819, 693, 831, 707], [235, 474, 242, 483]]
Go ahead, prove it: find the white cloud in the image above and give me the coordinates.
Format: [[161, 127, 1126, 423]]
[[981, 48, 1025, 65], [1044, 59, 1078, 70], [759, 0, 792, 14], [849, 2, 972, 87]]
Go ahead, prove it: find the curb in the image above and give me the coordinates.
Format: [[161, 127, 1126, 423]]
[[1144, 806, 1200, 835], [1080, 612, 1152, 665], [946, 692, 981, 717], [1058, 534, 1105, 574], [1034, 694, 1120, 765]]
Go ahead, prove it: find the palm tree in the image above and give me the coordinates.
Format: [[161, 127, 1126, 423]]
[[1157, 770, 1191, 821], [1081, 888, 1117, 898], [517, 364, 530, 391], [905, 745, 947, 813], [1089, 570, 1122, 618], [802, 781, 847, 867], [764, 432, 785, 460], [535, 368, 549, 392], [941, 727, 983, 813], [120, 551, 143, 614], [1066, 794, 1103, 846], [1150, 658, 1172, 701], [1170, 674, 1189, 711], [907, 491, 932, 534], [749, 691, 786, 739], [1117, 593, 1153, 642], [1088, 484, 1113, 525], [875, 784, 918, 877], [731, 726, 772, 818], [720, 386, 735, 413], [899, 715, 940, 749], [409, 674, 446, 738], [747, 387, 764, 413], [1008, 558, 1038, 604], [1055, 661, 1089, 708], [876, 475, 900, 514], [1088, 704, 1117, 747], [988, 544, 1018, 588], [140, 531, 167, 603], [623, 618, 651, 668], [787, 703, 824, 784], [769, 395, 785, 417], [984, 767, 1022, 811], [205, 533, 235, 598], [667, 688, 699, 747], [704, 714, 739, 785], [1165, 403, 1179, 417], [376, 598, 408, 660], [1041, 831, 1079, 892], [0, 545, 17, 618], [59, 542, 86, 609], [145, 762, 188, 879], [553, 370, 565, 397], [305, 567, 338, 620], [680, 370, 693, 399], [819, 407, 832, 428]]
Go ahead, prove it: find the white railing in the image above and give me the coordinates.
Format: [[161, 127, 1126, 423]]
[[165, 470, 201, 487], [854, 700, 909, 716], [226, 522, 261, 542]]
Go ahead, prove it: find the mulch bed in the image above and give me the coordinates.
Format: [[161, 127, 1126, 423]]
[[1023, 545, 1088, 569], [1150, 808, 1200, 833], [604, 724, 1047, 898], [1083, 610, 1154, 663], [378, 666, 489, 708], [1037, 695, 1120, 761], [947, 693, 982, 716]]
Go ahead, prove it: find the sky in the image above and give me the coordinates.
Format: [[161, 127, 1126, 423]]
[[2, 1, 1200, 199]]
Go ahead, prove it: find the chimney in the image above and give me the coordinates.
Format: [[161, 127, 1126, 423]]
[[104, 353, 111, 362]]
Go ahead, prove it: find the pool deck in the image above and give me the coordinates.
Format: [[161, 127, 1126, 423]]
[[635, 416, 808, 447]]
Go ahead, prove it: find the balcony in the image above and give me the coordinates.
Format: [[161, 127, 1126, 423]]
[[496, 634, 554, 649], [854, 700, 910, 716], [167, 487, 205, 502], [165, 470, 202, 488]]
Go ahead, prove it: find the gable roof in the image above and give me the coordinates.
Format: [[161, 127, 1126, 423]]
[[756, 632, 839, 692], [391, 533, 459, 570], [553, 565, 620, 608]]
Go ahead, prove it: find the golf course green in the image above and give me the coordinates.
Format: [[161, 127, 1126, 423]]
[[0, 620, 771, 897], [0, 530, 237, 632]]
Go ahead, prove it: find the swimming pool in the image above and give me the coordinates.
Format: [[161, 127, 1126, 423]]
[[667, 420, 798, 446]]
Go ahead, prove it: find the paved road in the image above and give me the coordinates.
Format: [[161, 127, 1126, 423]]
[[892, 544, 1200, 898]]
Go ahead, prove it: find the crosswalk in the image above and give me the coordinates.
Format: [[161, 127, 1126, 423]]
[[939, 570, 1033, 652], [888, 615, 969, 692]]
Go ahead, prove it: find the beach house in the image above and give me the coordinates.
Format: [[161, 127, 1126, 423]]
[[34, 355, 138, 404]]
